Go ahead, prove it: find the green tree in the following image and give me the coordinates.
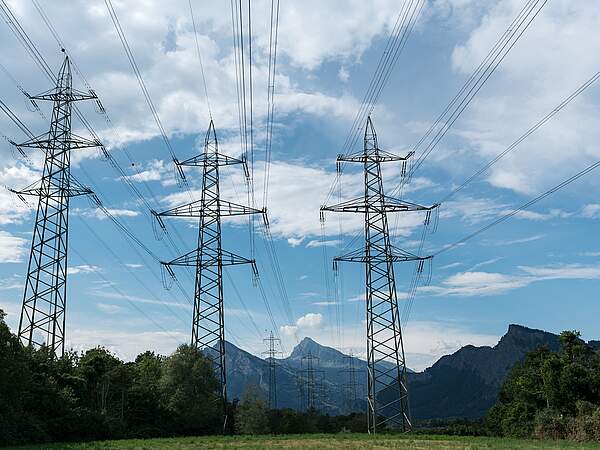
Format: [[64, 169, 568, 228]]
[[159, 344, 220, 434], [487, 329, 600, 439], [126, 351, 165, 435], [77, 347, 124, 415], [235, 384, 270, 435]]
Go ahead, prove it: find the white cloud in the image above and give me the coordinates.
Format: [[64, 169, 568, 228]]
[[96, 303, 123, 314], [312, 301, 340, 306], [424, 263, 600, 297], [296, 312, 324, 329], [347, 294, 365, 303], [67, 265, 101, 275], [0, 274, 23, 291], [518, 264, 600, 280], [305, 239, 342, 248], [76, 207, 140, 220], [0, 0, 388, 156], [125, 263, 144, 269], [287, 237, 305, 247], [91, 289, 191, 311], [443, 0, 600, 196], [280, 312, 324, 336], [582, 204, 600, 219], [468, 257, 503, 271], [0, 231, 28, 263], [484, 234, 546, 246], [280, 325, 298, 336], [424, 271, 530, 297], [0, 164, 38, 225], [122, 159, 168, 183], [580, 251, 600, 257], [66, 327, 188, 361], [338, 66, 350, 82], [439, 262, 462, 270]]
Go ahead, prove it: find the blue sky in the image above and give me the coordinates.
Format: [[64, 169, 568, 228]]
[[1, 0, 600, 371]]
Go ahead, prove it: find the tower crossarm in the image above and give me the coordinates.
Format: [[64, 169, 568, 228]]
[[156, 199, 264, 218], [9, 174, 92, 198], [334, 246, 432, 265], [27, 86, 98, 102], [163, 248, 257, 272], [17, 132, 101, 150], [337, 149, 414, 164], [321, 196, 437, 214], [179, 152, 247, 169]]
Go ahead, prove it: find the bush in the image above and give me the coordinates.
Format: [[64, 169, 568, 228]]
[[533, 408, 570, 440]]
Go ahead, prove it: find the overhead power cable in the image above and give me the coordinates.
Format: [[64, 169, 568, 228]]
[[0, 95, 191, 341], [261, 0, 280, 208], [434, 157, 600, 257], [25, 0, 200, 288], [188, 0, 213, 120], [104, 0, 186, 179], [323, 0, 425, 206], [440, 70, 600, 204], [393, 0, 548, 198]]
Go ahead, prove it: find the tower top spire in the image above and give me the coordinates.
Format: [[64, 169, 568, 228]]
[[364, 116, 378, 155]]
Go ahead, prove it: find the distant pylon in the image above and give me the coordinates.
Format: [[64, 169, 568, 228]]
[[300, 351, 323, 411], [343, 351, 358, 412], [262, 330, 282, 409], [321, 117, 436, 433], [11, 52, 99, 356], [154, 120, 263, 417]]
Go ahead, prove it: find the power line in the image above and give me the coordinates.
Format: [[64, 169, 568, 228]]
[[323, 0, 425, 206], [394, 0, 548, 197], [26, 0, 203, 289], [434, 156, 600, 257], [188, 0, 213, 120], [261, 0, 280, 208], [440, 70, 600, 204], [104, 0, 186, 181]]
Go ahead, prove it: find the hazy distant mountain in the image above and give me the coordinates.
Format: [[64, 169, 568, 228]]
[[223, 324, 572, 420]]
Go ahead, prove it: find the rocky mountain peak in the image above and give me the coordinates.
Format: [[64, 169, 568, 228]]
[[289, 337, 345, 364], [496, 324, 560, 353]]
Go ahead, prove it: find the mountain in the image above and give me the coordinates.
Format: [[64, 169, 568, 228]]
[[223, 337, 367, 414], [223, 324, 576, 420], [407, 324, 561, 420]]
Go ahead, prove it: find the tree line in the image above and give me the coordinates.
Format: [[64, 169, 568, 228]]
[[0, 309, 365, 446]]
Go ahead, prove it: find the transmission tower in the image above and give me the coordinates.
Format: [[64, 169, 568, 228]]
[[343, 351, 358, 412], [155, 120, 263, 412], [10, 53, 99, 356], [321, 117, 435, 433], [300, 351, 323, 412], [262, 330, 282, 409]]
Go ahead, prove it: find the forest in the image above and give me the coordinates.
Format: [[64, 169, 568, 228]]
[[5, 302, 600, 446], [0, 309, 365, 446]]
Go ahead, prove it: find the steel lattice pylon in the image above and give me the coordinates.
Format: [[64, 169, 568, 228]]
[[155, 120, 262, 412], [262, 330, 282, 409], [343, 351, 358, 413], [321, 117, 435, 433], [300, 351, 322, 411], [11, 54, 98, 356]]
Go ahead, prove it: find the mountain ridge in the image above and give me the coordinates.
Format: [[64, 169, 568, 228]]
[[223, 324, 583, 419]]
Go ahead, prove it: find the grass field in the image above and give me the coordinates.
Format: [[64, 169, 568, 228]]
[[7, 434, 600, 450]]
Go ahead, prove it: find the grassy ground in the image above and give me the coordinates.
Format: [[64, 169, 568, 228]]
[[7, 434, 600, 450]]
